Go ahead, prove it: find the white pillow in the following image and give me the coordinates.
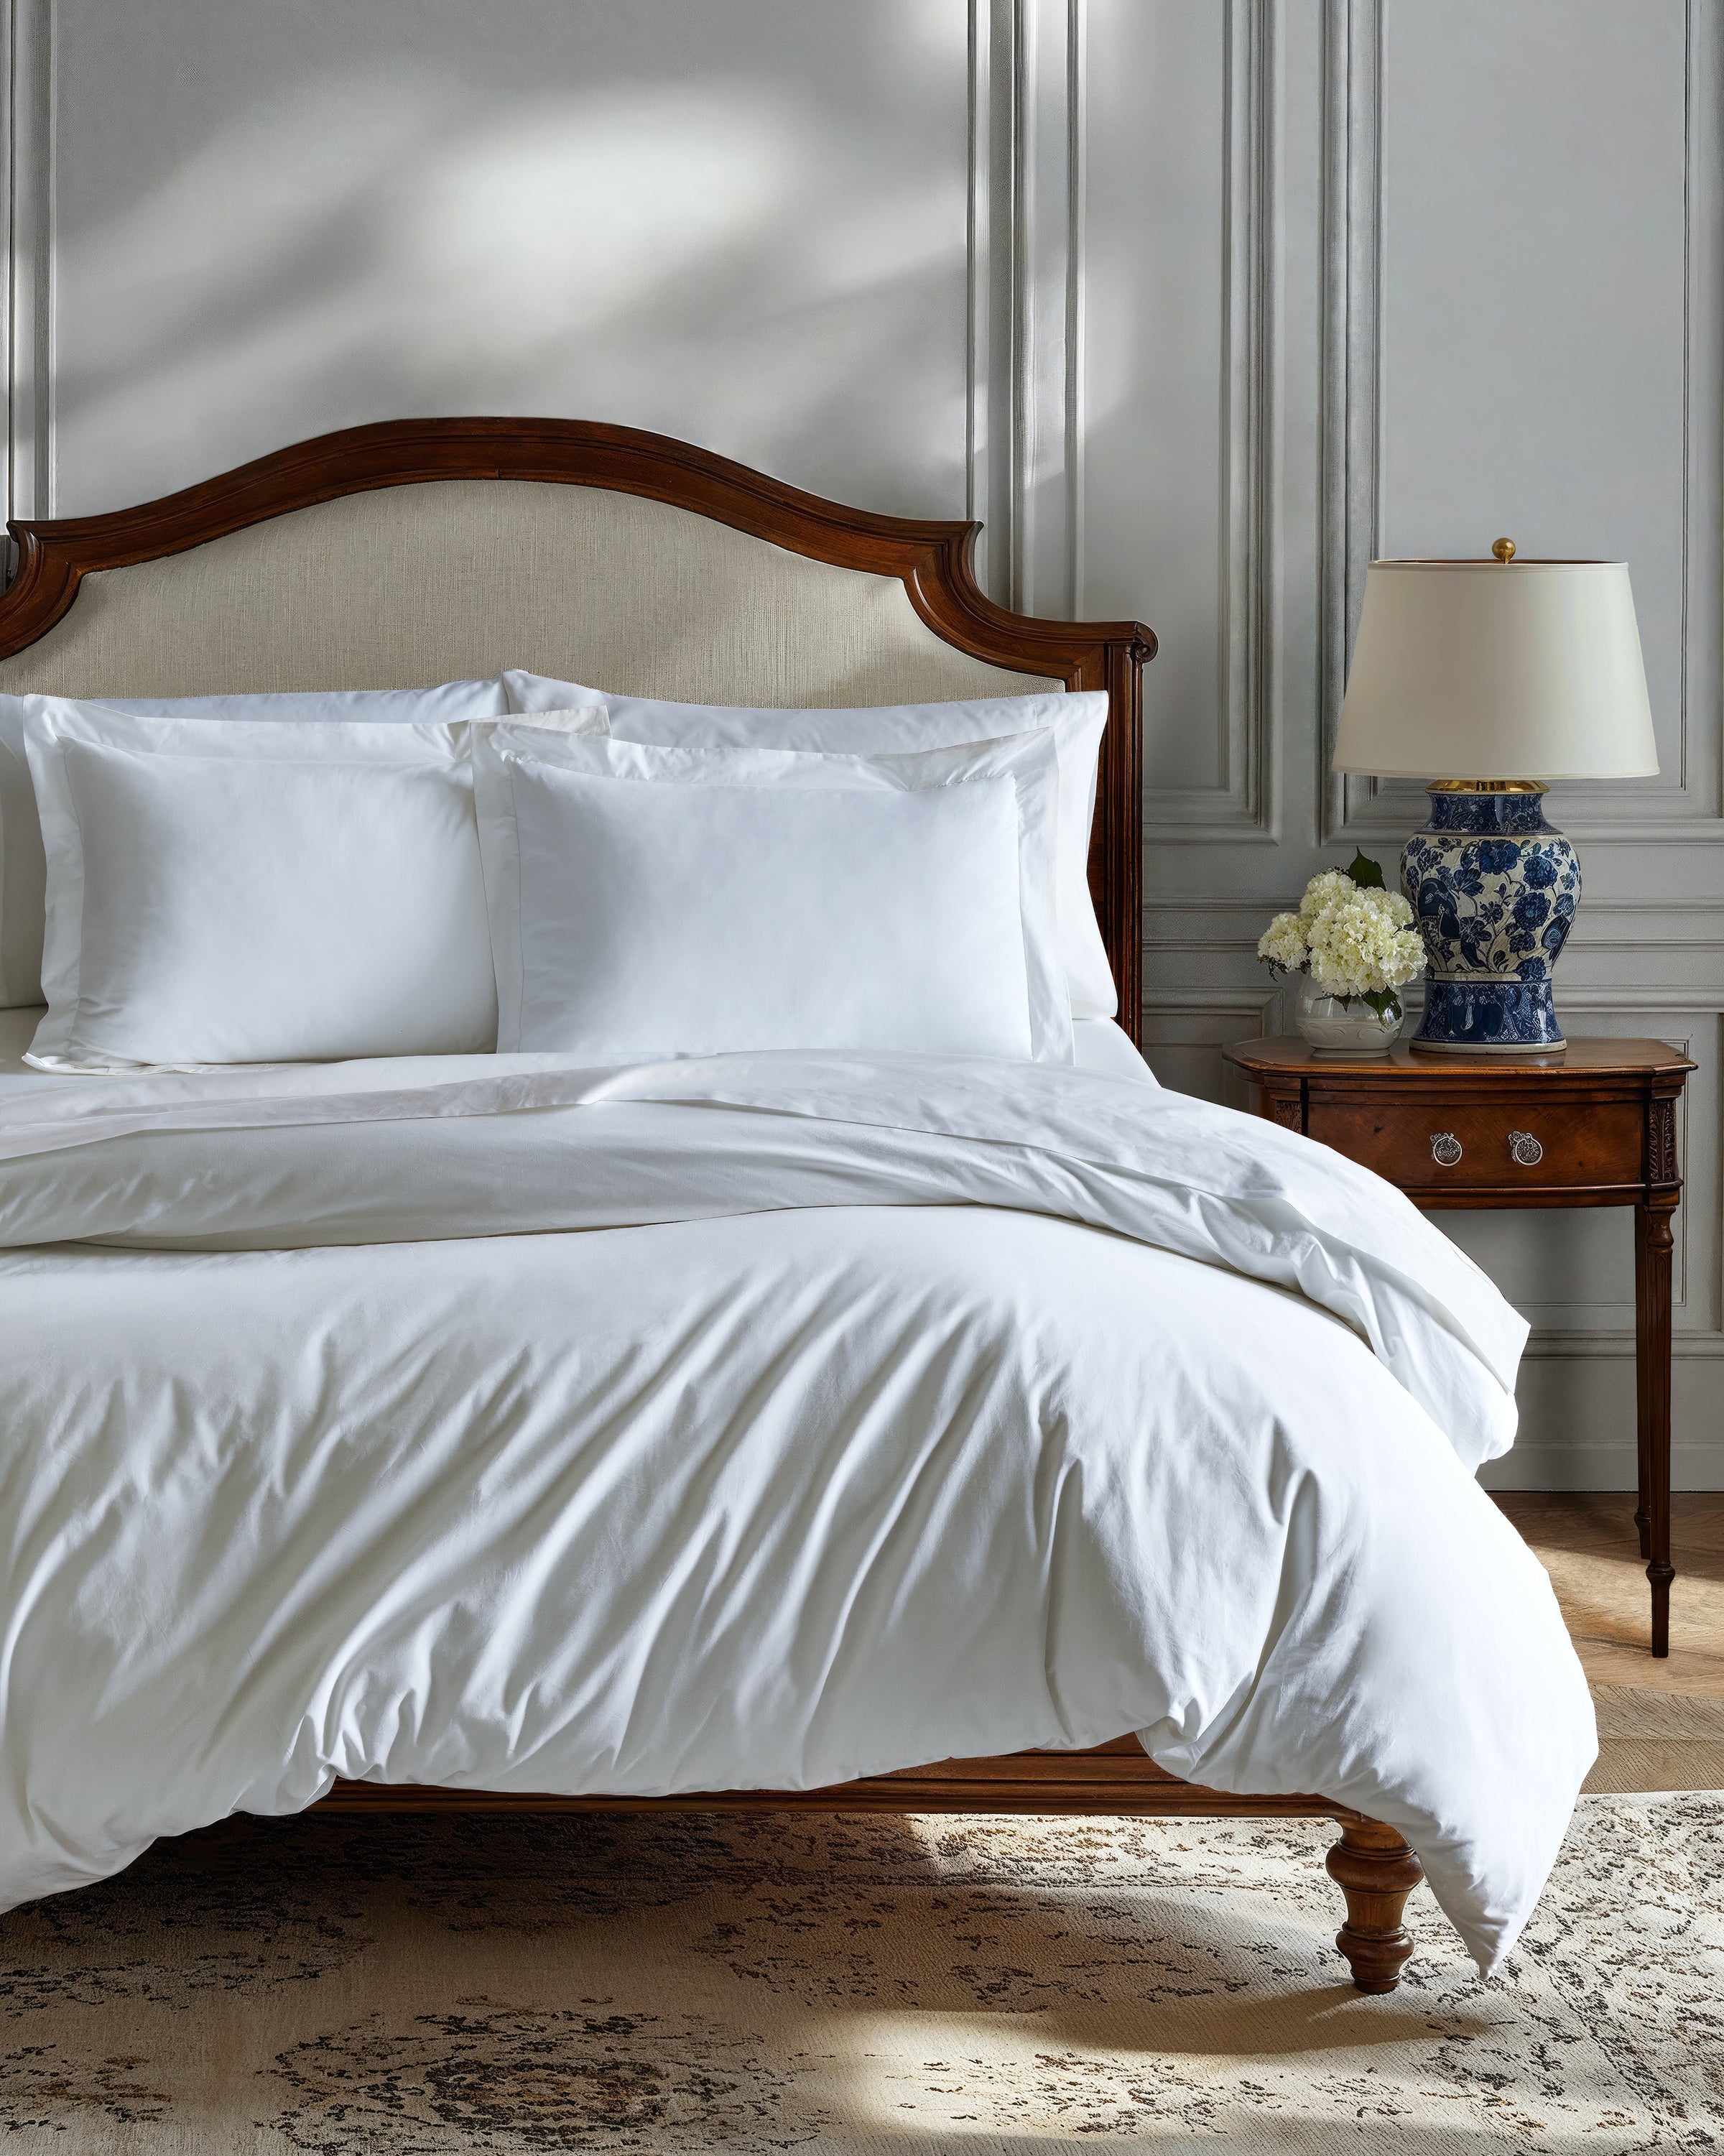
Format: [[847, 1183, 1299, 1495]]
[[0, 678, 509, 1009], [503, 670, 1116, 1020], [476, 722, 1073, 1065], [1072, 1017, 1159, 1085], [20, 698, 546, 1070]]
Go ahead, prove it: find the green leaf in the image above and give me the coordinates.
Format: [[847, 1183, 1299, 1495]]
[[1347, 850, 1386, 890], [1359, 989, 1402, 1022]]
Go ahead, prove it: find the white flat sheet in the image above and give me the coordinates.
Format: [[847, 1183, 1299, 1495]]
[[0, 1007, 1157, 1086], [0, 1040, 1592, 1974]]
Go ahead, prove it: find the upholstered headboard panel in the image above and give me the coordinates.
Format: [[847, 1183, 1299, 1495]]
[[0, 417, 1154, 1033], [0, 481, 1049, 707]]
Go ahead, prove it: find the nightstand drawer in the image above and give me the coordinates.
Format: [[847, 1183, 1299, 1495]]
[[1304, 1097, 1644, 1192]]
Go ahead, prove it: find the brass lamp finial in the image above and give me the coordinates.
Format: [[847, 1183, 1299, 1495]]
[[1491, 536, 1516, 564]]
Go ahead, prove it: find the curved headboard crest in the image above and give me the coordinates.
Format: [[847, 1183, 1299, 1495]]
[[0, 417, 1154, 1037]]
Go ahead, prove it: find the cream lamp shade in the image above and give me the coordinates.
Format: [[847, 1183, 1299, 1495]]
[[1333, 557, 1659, 780]]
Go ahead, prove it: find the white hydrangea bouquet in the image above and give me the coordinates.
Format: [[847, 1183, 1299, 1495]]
[[1258, 853, 1427, 1025]]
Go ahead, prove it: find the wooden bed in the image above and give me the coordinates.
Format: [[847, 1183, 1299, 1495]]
[[0, 415, 1424, 1993]]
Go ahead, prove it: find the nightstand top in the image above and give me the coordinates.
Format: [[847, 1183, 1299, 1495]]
[[1224, 1036, 1695, 1081]]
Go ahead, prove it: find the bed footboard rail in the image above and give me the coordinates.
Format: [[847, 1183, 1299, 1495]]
[[315, 1736, 1424, 1993]]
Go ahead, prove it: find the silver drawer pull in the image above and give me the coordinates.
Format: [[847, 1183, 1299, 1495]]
[[1430, 1133, 1463, 1167], [1509, 1130, 1543, 1167]]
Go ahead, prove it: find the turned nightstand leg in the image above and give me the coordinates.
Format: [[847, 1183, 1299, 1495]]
[[1635, 1198, 1676, 1657], [1326, 1814, 1422, 1992], [1633, 1205, 1653, 1562]]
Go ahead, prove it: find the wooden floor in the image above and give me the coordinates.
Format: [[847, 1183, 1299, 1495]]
[[1496, 1491, 1724, 1699], [1497, 1491, 1724, 1793]]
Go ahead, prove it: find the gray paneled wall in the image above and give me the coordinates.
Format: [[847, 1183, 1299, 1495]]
[[1083, 0, 1721, 1489], [4, 0, 978, 520], [2, 0, 1716, 1484]]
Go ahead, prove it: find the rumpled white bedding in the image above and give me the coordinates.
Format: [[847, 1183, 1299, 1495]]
[[0, 1033, 1593, 1971]]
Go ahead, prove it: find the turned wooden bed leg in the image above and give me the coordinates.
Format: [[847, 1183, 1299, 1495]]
[[1325, 1813, 1423, 1992]]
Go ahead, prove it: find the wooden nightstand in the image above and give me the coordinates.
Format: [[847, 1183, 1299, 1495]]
[[1223, 1037, 1696, 1657]]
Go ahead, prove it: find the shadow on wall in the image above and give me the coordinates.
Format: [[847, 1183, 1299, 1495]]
[[45, 0, 973, 517]]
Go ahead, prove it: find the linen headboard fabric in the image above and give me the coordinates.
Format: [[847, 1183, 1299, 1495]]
[[0, 417, 1154, 1035]]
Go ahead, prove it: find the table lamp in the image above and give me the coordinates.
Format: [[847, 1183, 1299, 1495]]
[[1333, 542, 1657, 1052]]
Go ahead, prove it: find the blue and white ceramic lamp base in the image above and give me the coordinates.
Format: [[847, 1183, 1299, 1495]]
[[1401, 785, 1579, 1054]]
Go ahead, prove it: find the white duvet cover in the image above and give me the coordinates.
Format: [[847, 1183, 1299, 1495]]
[[0, 1042, 1593, 1973]]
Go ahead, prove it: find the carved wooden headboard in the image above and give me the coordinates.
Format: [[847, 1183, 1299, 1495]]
[[0, 417, 1154, 1035]]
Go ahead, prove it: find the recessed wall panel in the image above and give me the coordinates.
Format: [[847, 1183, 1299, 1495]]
[[1378, 0, 1688, 808], [1083, 0, 1228, 796], [47, 0, 973, 515]]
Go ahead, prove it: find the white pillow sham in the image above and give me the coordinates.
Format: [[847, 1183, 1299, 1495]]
[[0, 678, 509, 1009], [21, 698, 547, 1071], [1072, 1017, 1158, 1085], [503, 670, 1116, 1020], [476, 722, 1073, 1065]]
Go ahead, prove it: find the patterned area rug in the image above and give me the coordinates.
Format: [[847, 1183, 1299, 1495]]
[[1, 1797, 1718, 2152]]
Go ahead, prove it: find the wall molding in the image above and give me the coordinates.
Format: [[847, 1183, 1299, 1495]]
[[1521, 1334, 1724, 1361], [1317, 0, 1381, 848], [1143, 895, 1724, 956], [968, 0, 1085, 616], [1141, 987, 1278, 1021], [1480, 1435, 1724, 1493], [4, 0, 53, 529], [14, 0, 1077, 603], [1138, 988, 1279, 1101], [1318, 0, 1724, 852], [965, 0, 996, 593], [1144, 0, 1279, 844]]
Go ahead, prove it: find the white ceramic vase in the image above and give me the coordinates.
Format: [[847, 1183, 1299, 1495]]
[[1294, 977, 1401, 1057]]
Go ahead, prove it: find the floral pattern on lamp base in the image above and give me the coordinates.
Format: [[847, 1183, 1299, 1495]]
[[1400, 787, 1580, 1053]]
